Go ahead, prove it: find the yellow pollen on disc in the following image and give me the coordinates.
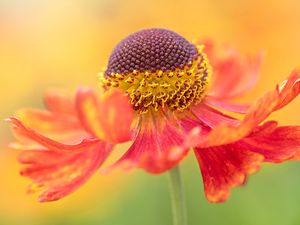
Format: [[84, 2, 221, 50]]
[[99, 46, 212, 114]]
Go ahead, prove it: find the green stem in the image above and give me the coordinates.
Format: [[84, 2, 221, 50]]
[[168, 165, 187, 225]]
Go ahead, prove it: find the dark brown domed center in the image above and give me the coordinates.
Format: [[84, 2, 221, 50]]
[[99, 28, 212, 114], [105, 28, 198, 76]]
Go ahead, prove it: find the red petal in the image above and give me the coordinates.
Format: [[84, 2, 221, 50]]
[[142, 110, 187, 173], [275, 67, 300, 110], [76, 87, 134, 143], [43, 88, 75, 115], [103, 109, 187, 174], [204, 97, 251, 114], [5, 117, 100, 153], [19, 142, 113, 202], [208, 44, 264, 100], [194, 143, 263, 203], [189, 103, 240, 129], [102, 111, 158, 173], [153, 110, 185, 154]]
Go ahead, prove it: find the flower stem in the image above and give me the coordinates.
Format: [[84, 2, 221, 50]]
[[168, 165, 187, 225]]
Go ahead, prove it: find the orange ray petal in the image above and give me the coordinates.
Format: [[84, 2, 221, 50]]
[[43, 88, 75, 115], [13, 108, 86, 142], [102, 109, 187, 174], [247, 121, 278, 137], [205, 66, 300, 115], [206, 42, 264, 100], [10, 125, 47, 150], [259, 126, 300, 160], [174, 111, 210, 141], [240, 133, 296, 163], [19, 142, 113, 202], [76, 87, 134, 144], [5, 117, 100, 153], [189, 103, 240, 129], [194, 143, 264, 203], [203, 97, 252, 114], [102, 110, 158, 173], [141, 110, 187, 174], [275, 67, 300, 110]]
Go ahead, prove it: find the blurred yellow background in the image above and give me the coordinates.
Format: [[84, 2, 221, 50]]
[[1, 0, 300, 224]]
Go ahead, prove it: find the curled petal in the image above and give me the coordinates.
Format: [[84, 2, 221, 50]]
[[14, 108, 80, 130], [5, 117, 100, 153], [240, 89, 279, 128], [44, 88, 75, 114], [103, 109, 187, 174], [76, 87, 134, 143], [13, 108, 86, 142], [208, 44, 264, 100], [19, 142, 113, 202], [194, 143, 264, 203], [275, 67, 300, 110], [186, 89, 280, 148], [10, 125, 47, 150]]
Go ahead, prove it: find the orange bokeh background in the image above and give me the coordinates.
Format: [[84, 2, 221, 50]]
[[1, 0, 300, 224]]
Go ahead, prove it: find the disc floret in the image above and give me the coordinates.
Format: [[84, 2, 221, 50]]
[[99, 28, 212, 114]]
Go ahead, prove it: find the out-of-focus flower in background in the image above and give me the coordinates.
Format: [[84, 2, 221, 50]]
[[2, 0, 300, 225]]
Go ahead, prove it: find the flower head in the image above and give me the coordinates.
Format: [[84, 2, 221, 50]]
[[99, 28, 211, 114], [5, 28, 300, 203]]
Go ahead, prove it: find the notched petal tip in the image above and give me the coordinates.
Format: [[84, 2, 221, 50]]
[[20, 142, 113, 202], [275, 67, 300, 110], [4, 118, 11, 122]]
